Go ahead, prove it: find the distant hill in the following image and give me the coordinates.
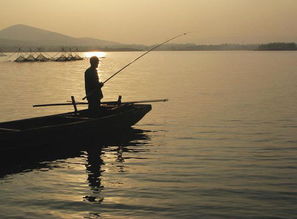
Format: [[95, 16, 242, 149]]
[[0, 24, 133, 51], [1, 24, 296, 52]]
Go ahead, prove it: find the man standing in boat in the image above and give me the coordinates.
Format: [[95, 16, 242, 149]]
[[84, 56, 104, 113]]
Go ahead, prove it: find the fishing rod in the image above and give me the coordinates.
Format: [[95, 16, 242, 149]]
[[103, 32, 188, 84], [82, 32, 188, 100]]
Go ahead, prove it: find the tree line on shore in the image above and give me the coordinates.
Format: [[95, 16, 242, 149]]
[[257, 42, 297, 51]]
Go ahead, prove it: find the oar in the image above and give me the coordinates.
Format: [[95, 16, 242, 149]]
[[33, 99, 168, 107], [82, 33, 188, 100]]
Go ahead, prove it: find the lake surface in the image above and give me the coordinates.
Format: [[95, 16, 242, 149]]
[[0, 51, 296, 218]]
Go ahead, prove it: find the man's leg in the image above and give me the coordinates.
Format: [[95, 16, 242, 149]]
[[87, 97, 100, 115]]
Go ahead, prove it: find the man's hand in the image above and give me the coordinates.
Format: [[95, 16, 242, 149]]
[[98, 82, 104, 88]]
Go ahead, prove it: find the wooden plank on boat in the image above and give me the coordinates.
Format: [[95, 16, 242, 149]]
[[0, 127, 21, 132], [63, 116, 90, 120], [33, 99, 168, 108]]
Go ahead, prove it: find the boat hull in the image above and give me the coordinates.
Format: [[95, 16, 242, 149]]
[[0, 104, 151, 151]]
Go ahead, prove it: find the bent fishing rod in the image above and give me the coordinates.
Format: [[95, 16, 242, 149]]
[[82, 32, 188, 100]]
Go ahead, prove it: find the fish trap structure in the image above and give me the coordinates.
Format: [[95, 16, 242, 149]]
[[13, 48, 84, 63]]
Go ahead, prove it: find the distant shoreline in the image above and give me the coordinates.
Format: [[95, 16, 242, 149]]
[[1, 43, 297, 53]]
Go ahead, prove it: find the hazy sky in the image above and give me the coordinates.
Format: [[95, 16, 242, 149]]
[[1, 0, 296, 44]]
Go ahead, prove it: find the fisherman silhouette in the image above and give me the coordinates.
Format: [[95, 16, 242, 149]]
[[84, 56, 104, 114]]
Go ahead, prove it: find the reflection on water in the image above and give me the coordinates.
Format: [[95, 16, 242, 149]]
[[0, 128, 150, 180], [84, 129, 150, 204], [84, 147, 104, 203], [0, 147, 83, 178], [0, 128, 150, 218]]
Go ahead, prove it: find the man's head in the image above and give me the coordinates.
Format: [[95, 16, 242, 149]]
[[90, 56, 99, 68]]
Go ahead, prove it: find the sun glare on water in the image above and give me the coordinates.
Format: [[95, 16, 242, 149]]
[[84, 51, 106, 58]]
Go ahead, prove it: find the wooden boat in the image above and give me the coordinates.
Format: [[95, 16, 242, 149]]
[[0, 103, 151, 151]]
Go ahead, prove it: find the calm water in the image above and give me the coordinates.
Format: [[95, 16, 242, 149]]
[[0, 51, 296, 218]]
